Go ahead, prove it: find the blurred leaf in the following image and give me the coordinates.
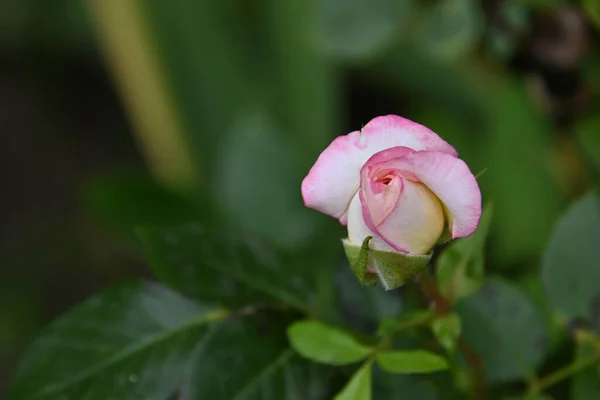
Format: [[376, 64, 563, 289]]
[[84, 172, 208, 232], [334, 362, 372, 400], [260, 0, 341, 159], [287, 320, 373, 365], [431, 313, 462, 355], [138, 223, 319, 311], [480, 79, 564, 263], [518, 275, 565, 352], [437, 205, 492, 304], [457, 278, 549, 382], [376, 350, 449, 374], [583, 0, 600, 28], [542, 192, 600, 326], [373, 368, 442, 400], [313, 0, 411, 60], [335, 266, 404, 334], [142, 0, 250, 174], [214, 112, 320, 251], [9, 282, 226, 400], [185, 315, 333, 400], [572, 343, 600, 400], [416, 0, 483, 62]]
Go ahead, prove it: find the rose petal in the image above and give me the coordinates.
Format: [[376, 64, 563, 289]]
[[365, 178, 445, 254], [346, 192, 395, 252], [301, 115, 457, 223], [383, 150, 482, 238]]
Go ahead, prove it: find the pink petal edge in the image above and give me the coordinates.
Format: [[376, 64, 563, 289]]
[[301, 115, 458, 224]]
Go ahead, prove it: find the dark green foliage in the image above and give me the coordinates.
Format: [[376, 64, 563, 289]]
[[6, 0, 600, 398]]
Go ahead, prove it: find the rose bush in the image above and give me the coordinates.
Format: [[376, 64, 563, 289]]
[[302, 115, 482, 280]]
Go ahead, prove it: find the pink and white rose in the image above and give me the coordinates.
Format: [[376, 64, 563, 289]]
[[301, 115, 482, 256]]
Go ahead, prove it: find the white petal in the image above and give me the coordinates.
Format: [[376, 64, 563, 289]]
[[346, 192, 395, 252], [372, 179, 445, 254]]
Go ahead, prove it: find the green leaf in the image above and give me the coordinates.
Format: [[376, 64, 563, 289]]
[[287, 320, 373, 365], [214, 112, 321, 251], [457, 278, 549, 382], [373, 368, 443, 400], [376, 350, 449, 374], [138, 223, 315, 311], [573, 343, 600, 400], [437, 205, 492, 304], [430, 313, 462, 355], [335, 267, 404, 333], [417, 0, 484, 62], [185, 315, 333, 400], [343, 239, 432, 290], [517, 275, 565, 353], [479, 79, 564, 264], [8, 282, 227, 400], [334, 362, 373, 400], [542, 192, 600, 326], [258, 0, 341, 161], [314, 0, 411, 60]]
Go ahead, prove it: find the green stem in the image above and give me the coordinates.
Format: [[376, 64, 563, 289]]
[[417, 268, 452, 315], [87, 0, 198, 188], [416, 268, 486, 400], [395, 311, 436, 332], [528, 352, 600, 395]]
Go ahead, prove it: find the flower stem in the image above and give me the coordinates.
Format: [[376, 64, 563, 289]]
[[416, 268, 487, 400], [395, 310, 436, 332], [528, 352, 600, 395]]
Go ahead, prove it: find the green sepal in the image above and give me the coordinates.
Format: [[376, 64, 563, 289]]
[[342, 237, 432, 290], [343, 237, 378, 286]]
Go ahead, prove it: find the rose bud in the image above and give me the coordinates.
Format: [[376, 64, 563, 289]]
[[301, 115, 482, 289]]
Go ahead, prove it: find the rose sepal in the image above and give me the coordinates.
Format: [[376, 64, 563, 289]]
[[342, 237, 432, 290]]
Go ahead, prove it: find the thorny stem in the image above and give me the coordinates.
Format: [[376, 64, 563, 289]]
[[416, 268, 487, 400]]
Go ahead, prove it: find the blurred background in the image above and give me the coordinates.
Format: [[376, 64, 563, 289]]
[[1, 0, 599, 396]]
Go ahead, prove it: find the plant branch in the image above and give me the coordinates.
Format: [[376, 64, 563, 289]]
[[528, 352, 600, 395], [395, 310, 436, 332], [416, 268, 487, 400]]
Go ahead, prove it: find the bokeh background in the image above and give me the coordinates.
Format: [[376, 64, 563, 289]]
[[1, 0, 599, 396]]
